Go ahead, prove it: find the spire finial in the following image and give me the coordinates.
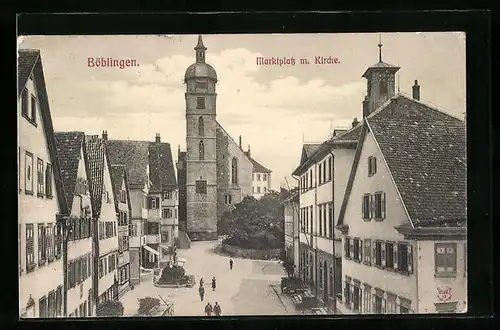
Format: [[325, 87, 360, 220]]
[[378, 34, 383, 62], [195, 35, 207, 63]]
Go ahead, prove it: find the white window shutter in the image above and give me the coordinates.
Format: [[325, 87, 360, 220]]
[[381, 192, 386, 219], [408, 245, 413, 274], [349, 284, 354, 309], [393, 244, 398, 270]]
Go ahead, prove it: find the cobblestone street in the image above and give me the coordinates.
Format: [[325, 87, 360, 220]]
[[120, 240, 298, 316]]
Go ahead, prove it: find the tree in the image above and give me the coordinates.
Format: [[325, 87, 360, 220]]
[[96, 300, 124, 317], [221, 190, 289, 250]]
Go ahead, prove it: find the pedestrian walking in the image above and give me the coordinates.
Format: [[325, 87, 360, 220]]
[[204, 302, 213, 316], [200, 277, 204, 287], [211, 277, 216, 291], [229, 258, 233, 270], [213, 302, 222, 316], [199, 285, 205, 302]]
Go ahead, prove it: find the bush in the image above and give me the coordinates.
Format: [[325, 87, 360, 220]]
[[158, 265, 186, 284], [96, 300, 124, 317], [137, 297, 160, 316]]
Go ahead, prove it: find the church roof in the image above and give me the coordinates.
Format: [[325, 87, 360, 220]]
[[337, 94, 466, 228], [244, 152, 272, 173]]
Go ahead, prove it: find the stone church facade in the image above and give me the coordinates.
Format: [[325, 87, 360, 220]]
[[177, 35, 270, 241]]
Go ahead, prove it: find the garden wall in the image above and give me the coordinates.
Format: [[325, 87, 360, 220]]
[[221, 243, 282, 260]]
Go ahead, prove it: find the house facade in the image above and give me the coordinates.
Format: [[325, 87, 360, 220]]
[[246, 146, 272, 199], [18, 49, 67, 318], [292, 133, 357, 310], [110, 165, 132, 298], [283, 190, 299, 270], [85, 136, 120, 306], [105, 133, 177, 273], [335, 47, 467, 314], [54, 132, 94, 317]]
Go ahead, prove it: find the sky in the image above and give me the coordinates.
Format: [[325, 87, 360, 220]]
[[18, 32, 466, 190]]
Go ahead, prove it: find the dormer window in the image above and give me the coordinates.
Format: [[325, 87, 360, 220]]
[[368, 156, 377, 176]]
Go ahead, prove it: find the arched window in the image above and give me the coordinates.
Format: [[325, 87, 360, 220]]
[[199, 141, 204, 160], [198, 116, 204, 136], [231, 157, 238, 184]]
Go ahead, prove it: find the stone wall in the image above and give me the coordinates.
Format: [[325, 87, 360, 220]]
[[221, 243, 282, 260]]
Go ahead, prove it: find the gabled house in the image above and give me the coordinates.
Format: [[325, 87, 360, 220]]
[[18, 49, 68, 318], [244, 145, 272, 199], [110, 164, 132, 298], [54, 132, 94, 317], [336, 93, 467, 314], [84, 135, 120, 306], [104, 132, 178, 276]]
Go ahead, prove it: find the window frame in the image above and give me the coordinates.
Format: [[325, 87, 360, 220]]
[[25, 151, 34, 194], [435, 242, 457, 277], [362, 194, 371, 220], [195, 180, 207, 194], [37, 158, 44, 197], [31, 94, 37, 124], [45, 163, 53, 197], [25, 223, 35, 271], [196, 96, 205, 109]]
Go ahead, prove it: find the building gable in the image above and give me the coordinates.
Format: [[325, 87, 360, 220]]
[[18, 49, 68, 215], [337, 122, 412, 237]]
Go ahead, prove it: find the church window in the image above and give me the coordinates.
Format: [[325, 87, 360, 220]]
[[225, 195, 232, 205], [199, 141, 204, 160], [231, 157, 238, 184], [198, 116, 204, 136], [196, 97, 205, 109], [195, 180, 207, 194]]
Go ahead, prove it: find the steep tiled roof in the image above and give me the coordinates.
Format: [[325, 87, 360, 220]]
[[337, 94, 466, 228], [244, 152, 272, 174], [17, 49, 39, 96], [368, 101, 466, 226], [54, 132, 85, 209], [110, 165, 125, 199], [85, 136, 105, 216], [149, 142, 177, 191], [105, 140, 149, 188], [18, 49, 68, 214]]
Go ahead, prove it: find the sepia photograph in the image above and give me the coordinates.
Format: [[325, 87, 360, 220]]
[[17, 32, 467, 318]]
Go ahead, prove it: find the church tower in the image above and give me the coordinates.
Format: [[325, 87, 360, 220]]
[[183, 35, 219, 241], [362, 36, 401, 116]]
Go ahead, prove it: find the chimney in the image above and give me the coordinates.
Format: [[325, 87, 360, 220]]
[[155, 133, 161, 143], [362, 95, 370, 118], [102, 130, 108, 141], [412, 80, 420, 100], [247, 145, 251, 157], [352, 117, 359, 128], [239, 135, 242, 149]]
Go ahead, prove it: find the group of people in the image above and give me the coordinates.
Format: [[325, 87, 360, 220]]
[[197, 259, 234, 316], [204, 302, 222, 316]]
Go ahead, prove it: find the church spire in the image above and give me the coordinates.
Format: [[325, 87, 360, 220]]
[[195, 35, 207, 63], [378, 34, 383, 63]]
